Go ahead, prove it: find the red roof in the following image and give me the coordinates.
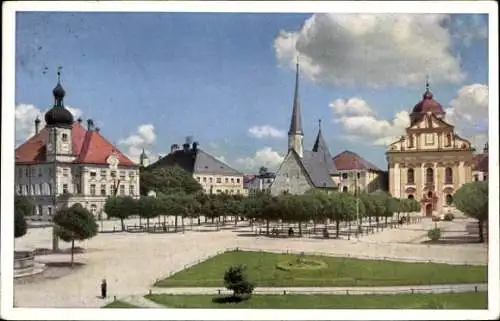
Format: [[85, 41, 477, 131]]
[[411, 90, 445, 120], [332, 150, 381, 171], [473, 153, 488, 172], [15, 122, 135, 167]]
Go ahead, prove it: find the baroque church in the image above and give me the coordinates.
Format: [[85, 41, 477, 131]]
[[386, 81, 475, 217], [15, 72, 140, 220], [270, 63, 338, 196]]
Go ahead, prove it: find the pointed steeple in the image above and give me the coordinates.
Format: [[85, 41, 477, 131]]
[[312, 119, 336, 175], [288, 59, 303, 135], [140, 148, 149, 167]]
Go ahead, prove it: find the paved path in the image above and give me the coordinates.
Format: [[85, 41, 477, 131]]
[[13, 217, 487, 308], [149, 283, 487, 296], [120, 295, 165, 308]]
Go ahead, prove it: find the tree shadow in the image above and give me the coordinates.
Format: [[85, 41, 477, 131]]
[[34, 247, 85, 255], [212, 295, 250, 304], [421, 235, 482, 245]]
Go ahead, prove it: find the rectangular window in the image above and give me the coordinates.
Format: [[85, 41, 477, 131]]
[[342, 173, 348, 179], [203, 177, 207, 182], [236, 178, 240, 183], [225, 178, 229, 183], [120, 171, 126, 180], [216, 189, 222, 193], [38, 168, 42, 177], [425, 133, 434, 145], [90, 184, 96, 196], [129, 185, 135, 196], [119, 185, 125, 195], [100, 184, 106, 196], [25, 168, 29, 177], [48, 168, 53, 178], [216, 177, 222, 183], [231, 178, 234, 183], [209, 177, 213, 183], [90, 171, 97, 178], [197, 177, 201, 181], [63, 168, 69, 177], [48, 207, 52, 216], [63, 184, 69, 194], [31, 168, 36, 177], [18, 168, 22, 178], [111, 171, 117, 178], [100, 170, 107, 179], [109, 185, 115, 196]]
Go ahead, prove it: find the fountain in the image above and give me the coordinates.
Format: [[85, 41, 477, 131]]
[[14, 249, 45, 278]]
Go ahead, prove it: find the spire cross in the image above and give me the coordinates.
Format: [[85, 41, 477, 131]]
[[57, 66, 62, 83], [425, 74, 430, 91], [318, 119, 322, 130]]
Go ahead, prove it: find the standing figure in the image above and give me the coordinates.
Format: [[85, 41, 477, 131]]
[[101, 279, 107, 299]]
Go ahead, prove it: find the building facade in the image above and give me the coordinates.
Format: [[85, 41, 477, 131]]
[[245, 172, 275, 196], [332, 150, 387, 193], [148, 141, 245, 195], [473, 143, 489, 181], [15, 73, 140, 220], [386, 82, 474, 217], [270, 63, 338, 196]]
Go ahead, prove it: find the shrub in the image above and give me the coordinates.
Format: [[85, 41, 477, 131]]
[[427, 228, 441, 241], [444, 213, 454, 221], [223, 265, 254, 298]]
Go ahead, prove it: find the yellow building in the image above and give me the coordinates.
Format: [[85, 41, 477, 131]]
[[386, 83, 474, 217]]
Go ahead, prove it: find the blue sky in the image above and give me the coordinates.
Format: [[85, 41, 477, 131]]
[[15, 12, 489, 172]]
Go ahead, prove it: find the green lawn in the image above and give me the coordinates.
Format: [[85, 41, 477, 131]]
[[154, 251, 487, 287], [102, 300, 138, 308], [145, 292, 488, 309]]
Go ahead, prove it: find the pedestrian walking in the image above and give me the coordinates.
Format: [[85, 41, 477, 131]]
[[101, 279, 107, 299]]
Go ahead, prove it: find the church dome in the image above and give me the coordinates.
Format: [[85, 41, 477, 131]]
[[410, 85, 445, 124]]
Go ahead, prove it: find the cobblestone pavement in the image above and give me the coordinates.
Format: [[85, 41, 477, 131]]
[[13, 217, 487, 308]]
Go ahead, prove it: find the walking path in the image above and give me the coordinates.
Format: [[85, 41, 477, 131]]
[[114, 283, 488, 308]]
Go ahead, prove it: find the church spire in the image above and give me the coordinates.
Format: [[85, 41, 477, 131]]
[[288, 57, 304, 158], [312, 118, 336, 175]]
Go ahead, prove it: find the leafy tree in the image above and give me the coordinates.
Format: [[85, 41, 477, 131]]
[[454, 181, 488, 242], [140, 166, 202, 196], [242, 195, 263, 227], [260, 194, 281, 235], [138, 196, 161, 229], [370, 191, 388, 231], [53, 203, 98, 266], [335, 192, 359, 238], [223, 264, 254, 298], [306, 189, 330, 229], [258, 166, 269, 176], [104, 196, 137, 231], [359, 192, 376, 226], [14, 196, 33, 238], [428, 227, 441, 241]]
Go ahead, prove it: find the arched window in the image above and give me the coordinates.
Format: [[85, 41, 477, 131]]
[[426, 168, 434, 184], [408, 136, 414, 148], [446, 133, 452, 147], [342, 186, 348, 193], [408, 194, 414, 200], [445, 167, 453, 184], [474, 174, 479, 181], [446, 194, 453, 205], [427, 191, 433, 198], [407, 168, 415, 185]]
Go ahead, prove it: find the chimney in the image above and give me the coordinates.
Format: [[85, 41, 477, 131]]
[[170, 144, 178, 154], [182, 143, 190, 152], [34, 116, 41, 135], [95, 127, 100, 133], [192, 141, 199, 152], [77, 117, 83, 124], [87, 119, 95, 131]]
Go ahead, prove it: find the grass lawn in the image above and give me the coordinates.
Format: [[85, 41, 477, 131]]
[[102, 300, 138, 308], [145, 292, 488, 309], [154, 251, 487, 287]]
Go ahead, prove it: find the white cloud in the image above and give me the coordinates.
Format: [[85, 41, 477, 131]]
[[330, 97, 375, 116], [235, 147, 284, 172], [451, 14, 488, 47], [119, 124, 157, 163], [446, 84, 488, 126], [248, 125, 286, 139], [274, 13, 466, 87], [15, 103, 83, 145]]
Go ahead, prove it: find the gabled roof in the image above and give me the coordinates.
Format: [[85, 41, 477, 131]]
[[149, 148, 243, 176], [473, 153, 488, 172], [15, 122, 135, 166], [302, 151, 337, 188], [332, 150, 381, 171]]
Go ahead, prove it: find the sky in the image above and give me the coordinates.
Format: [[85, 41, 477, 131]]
[[15, 11, 489, 173]]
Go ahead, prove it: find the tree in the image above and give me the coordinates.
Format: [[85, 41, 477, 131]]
[[104, 196, 137, 231], [359, 192, 376, 226], [370, 191, 388, 231], [53, 203, 98, 266], [14, 196, 33, 238], [138, 196, 161, 230], [140, 166, 202, 196], [223, 264, 254, 298], [454, 181, 488, 242], [258, 166, 269, 176], [306, 189, 330, 230]]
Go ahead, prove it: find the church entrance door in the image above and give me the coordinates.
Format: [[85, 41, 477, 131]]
[[425, 203, 432, 217]]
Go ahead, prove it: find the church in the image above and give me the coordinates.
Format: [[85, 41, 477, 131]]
[[386, 81, 475, 217], [14, 72, 140, 220], [270, 63, 338, 196]]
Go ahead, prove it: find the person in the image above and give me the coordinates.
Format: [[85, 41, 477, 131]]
[[101, 279, 107, 299]]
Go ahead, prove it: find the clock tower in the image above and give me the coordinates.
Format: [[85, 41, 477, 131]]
[[45, 70, 75, 163]]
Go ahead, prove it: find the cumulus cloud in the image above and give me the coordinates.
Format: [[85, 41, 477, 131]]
[[274, 13, 466, 87], [248, 125, 286, 139], [15, 103, 83, 145], [235, 147, 284, 172], [119, 124, 157, 163], [330, 97, 375, 116], [451, 14, 488, 47], [446, 84, 488, 126]]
